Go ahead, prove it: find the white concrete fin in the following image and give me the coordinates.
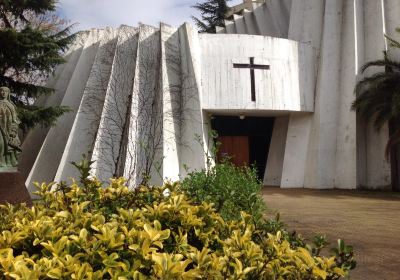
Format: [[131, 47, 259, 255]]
[[252, 3, 276, 36], [178, 23, 208, 175], [268, 0, 291, 37], [362, 0, 391, 188], [264, 115, 289, 186], [251, 2, 264, 10], [282, 0, 293, 17], [224, 20, 236, 34], [334, 0, 358, 189], [55, 27, 119, 182], [288, 0, 324, 51], [91, 26, 140, 182], [282, 0, 324, 190], [303, 0, 344, 188], [233, 14, 248, 34], [215, 26, 226, 34], [123, 25, 162, 187], [281, 113, 312, 188], [20, 32, 89, 181], [26, 29, 104, 193], [160, 23, 182, 182], [384, 0, 400, 60], [243, 9, 260, 35]]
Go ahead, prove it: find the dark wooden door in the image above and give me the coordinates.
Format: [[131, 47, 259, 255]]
[[217, 136, 249, 167]]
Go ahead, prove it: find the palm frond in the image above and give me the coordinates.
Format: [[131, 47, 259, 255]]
[[361, 59, 400, 73], [355, 71, 400, 96], [385, 34, 400, 49], [353, 72, 400, 130]]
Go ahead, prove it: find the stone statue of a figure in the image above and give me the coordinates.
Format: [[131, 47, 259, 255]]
[[0, 87, 21, 168]]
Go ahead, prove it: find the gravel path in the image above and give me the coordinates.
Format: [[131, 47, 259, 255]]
[[262, 188, 400, 280]]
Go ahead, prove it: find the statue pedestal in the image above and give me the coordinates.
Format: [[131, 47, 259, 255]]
[[0, 171, 32, 206]]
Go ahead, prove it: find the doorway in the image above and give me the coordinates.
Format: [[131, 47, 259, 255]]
[[211, 116, 275, 180]]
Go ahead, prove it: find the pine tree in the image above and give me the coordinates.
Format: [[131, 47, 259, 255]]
[[192, 0, 231, 33], [0, 0, 75, 130]]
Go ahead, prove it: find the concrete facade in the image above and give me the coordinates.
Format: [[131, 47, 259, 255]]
[[218, 0, 397, 190], [20, 0, 398, 195]]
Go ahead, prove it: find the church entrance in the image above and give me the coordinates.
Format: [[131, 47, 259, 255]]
[[211, 116, 275, 180]]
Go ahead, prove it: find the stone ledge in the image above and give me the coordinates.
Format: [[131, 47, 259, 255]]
[[0, 172, 32, 206]]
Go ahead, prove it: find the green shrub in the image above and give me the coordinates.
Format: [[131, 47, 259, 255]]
[[182, 159, 266, 222], [181, 159, 292, 243], [0, 160, 355, 279]]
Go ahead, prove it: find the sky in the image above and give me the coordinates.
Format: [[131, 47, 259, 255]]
[[57, 0, 243, 31]]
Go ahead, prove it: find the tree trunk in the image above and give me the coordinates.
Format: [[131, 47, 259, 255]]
[[389, 120, 400, 192]]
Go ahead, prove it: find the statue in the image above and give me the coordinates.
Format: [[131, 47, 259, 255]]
[[0, 87, 21, 169]]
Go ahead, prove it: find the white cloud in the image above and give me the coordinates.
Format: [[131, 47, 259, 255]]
[[57, 0, 243, 31]]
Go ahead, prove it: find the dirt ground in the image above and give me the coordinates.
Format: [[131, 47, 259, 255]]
[[262, 188, 400, 280]]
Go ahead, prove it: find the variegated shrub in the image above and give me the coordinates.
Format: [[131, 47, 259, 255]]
[[0, 175, 354, 279]]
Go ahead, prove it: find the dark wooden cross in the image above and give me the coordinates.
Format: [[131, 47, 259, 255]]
[[233, 57, 270, 102]]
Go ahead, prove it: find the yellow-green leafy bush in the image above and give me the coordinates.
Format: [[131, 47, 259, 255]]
[[0, 177, 353, 279]]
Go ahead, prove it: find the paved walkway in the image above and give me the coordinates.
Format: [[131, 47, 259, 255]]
[[262, 188, 400, 280]]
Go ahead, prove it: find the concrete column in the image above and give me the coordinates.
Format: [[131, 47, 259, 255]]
[[281, 0, 324, 188], [91, 26, 139, 182], [384, 0, 400, 61], [224, 20, 236, 34], [281, 113, 312, 188], [233, 14, 247, 34], [55, 28, 118, 182], [264, 115, 289, 186], [252, 3, 276, 36], [268, 0, 290, 37], [160, 23, 181, 182], [354, 0, 367, 187], [122, 25, 162, 187], [243, 10, 259, 35], [304, 0, 344, 188], [334, 0, 358, 189], [178, 23, 208, 176], [362, 0, 391, 189]]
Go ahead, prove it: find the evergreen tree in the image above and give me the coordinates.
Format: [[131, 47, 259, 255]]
[[0, 0, 75, 130], [192, 0, 231, 33]]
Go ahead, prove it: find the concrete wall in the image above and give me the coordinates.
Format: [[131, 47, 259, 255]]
[[220, 0, 292, 38], [199, 34, 314, 113], [24, 24, 209, 195], [24, 0, 396, 193], [223, 0, 393, 189]]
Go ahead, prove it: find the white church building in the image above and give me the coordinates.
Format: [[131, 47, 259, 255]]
[[20, 0, 400, 195]]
